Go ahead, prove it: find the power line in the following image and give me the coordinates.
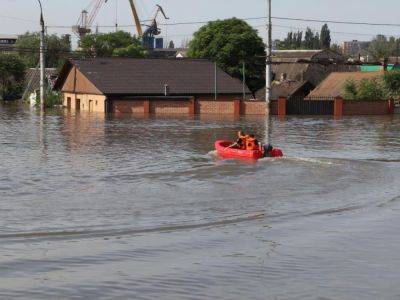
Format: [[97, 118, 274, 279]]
[[7, 13, 400, 45], [48, 15, 400, 28], [0, 14, 36, 23], [271, 16, 400, 28]]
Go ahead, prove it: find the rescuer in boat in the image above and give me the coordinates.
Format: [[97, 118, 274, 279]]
[[235, 131, 283, 157], [235, 131, 260, 150], [236, 131, 247, 150], [246, 134, 261, 151]]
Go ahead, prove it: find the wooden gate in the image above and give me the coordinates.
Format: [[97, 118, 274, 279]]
[[287, 97, 334, 115]]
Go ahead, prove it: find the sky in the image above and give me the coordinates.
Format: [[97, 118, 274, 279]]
[[1, 0, 400, 47]]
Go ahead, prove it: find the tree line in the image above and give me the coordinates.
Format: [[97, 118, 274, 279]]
[[276, 24, 332, 50]]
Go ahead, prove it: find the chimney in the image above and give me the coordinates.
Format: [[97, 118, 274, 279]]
[[164, 84, 170, 96]]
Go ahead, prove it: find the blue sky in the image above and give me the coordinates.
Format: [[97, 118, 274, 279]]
[[1, 0, 400, 46]]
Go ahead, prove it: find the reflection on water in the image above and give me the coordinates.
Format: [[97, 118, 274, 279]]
[[1, 103, 400, 299]]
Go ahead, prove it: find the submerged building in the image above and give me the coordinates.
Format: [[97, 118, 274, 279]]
[[54, 58, 266, 115]]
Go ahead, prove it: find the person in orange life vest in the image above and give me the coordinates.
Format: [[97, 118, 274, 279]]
[[246, 134, 260, 151], [236, 131, 247, 150]]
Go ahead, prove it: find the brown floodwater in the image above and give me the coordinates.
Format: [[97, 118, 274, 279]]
[[1, 103, 400, 299]]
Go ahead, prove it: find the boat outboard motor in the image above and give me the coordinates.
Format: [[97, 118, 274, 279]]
[[263, 144, 274, 158]]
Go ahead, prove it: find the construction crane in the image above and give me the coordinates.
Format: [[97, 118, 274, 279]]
[[73, 0, 109, 38], [127, 1, 169, 49]]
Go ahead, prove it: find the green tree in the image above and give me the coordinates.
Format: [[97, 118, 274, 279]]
[[285, 31, 294, 49], [303, 28, 315, 49], [330, 43, 341, 53], [295, 31, 303, 49], [79, 31, 144, 57], [320, 24, 331, 49], [313, 32, 321, 49], [112, 40, 148, 58], [368, 35, 395, 70], [187, 18, 265, 92], [15, 32, 71, 68], [343, 77, 387, 100], [343, 78, 358, 100], [357, 78, 386, 100], [0, 54, 26, 100]]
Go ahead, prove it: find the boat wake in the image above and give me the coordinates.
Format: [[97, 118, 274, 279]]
[[0, 212, 266, 242]]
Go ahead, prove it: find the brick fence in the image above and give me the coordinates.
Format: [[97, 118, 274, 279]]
[[271, 97, 395, 116], [112, 98, 267, 116]]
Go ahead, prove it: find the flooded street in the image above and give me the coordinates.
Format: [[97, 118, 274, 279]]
[[1, 103, 400, 299]]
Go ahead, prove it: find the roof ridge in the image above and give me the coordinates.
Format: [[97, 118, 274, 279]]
[[71, 57, 213, 62]]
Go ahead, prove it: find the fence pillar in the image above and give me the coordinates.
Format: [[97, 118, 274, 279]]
[[388, 99, 395, 114], [334, 97, 343, 117], [278, 97, 287, 116], [188, 98, 196, 116], [233, 99, 241, 117], [143, 100, 150, 114]]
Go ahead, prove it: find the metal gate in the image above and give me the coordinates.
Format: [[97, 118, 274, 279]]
[[287, 97, 334, 115]]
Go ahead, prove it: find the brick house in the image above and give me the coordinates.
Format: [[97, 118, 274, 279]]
[[54, 58, 266, 115]]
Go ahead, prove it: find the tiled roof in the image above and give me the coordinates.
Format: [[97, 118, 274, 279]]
[[256, 81, 310, 100], [55, 58, 250, 95], [308, 71, 382, 98]]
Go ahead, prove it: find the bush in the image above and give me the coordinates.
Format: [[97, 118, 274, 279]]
[[342, 77, 387, 100], [35, 91, 62, 108], [382, 70, 400, 99]]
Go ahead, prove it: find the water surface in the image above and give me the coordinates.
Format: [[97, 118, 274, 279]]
[[1, 103, 400, 299]]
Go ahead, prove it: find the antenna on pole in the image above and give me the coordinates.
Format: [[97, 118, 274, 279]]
[[115, 0, 118, 31], [266, 0, 272, 106]]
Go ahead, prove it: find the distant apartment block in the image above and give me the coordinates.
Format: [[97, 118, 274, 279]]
[[0, 35, 18, 53], [341, 40, 370, 58], [0, 35, 18, 46]]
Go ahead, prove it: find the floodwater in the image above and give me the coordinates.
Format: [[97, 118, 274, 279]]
[[1, 103, 400, 300]]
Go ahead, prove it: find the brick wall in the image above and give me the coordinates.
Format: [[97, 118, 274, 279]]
[[195, 100, 235, 114], [269, 99, 278, 115], [241, 101, 267, 115], [109, 97, 267, 116], [343, 100, 391, 115], [113, 100, 145, 114], [150, 100, 189, 114]]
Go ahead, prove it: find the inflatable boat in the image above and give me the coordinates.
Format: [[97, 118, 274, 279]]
[[215, 140, 283, 160]]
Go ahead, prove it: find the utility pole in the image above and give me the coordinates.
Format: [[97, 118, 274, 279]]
[[37, 0, 46, 111], [214, 62, 218, 100], [265, 0, 272, 105], [242, 61, 246, 100]]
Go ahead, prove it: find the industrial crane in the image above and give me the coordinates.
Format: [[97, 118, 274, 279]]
[[73, 0, 109, 38], [128, 0, 169, 49], [73, 0, 169, 49]]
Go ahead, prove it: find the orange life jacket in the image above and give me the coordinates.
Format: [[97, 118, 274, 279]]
[[238, 138, 246, 150], [246, 137, 258, 151], [237, 134, 248, 150]]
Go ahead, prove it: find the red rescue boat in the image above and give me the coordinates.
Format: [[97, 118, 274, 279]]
[[215, 140, 283, 160]]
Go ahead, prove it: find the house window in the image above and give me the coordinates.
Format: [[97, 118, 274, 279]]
[[67, 97, 71, 109]]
